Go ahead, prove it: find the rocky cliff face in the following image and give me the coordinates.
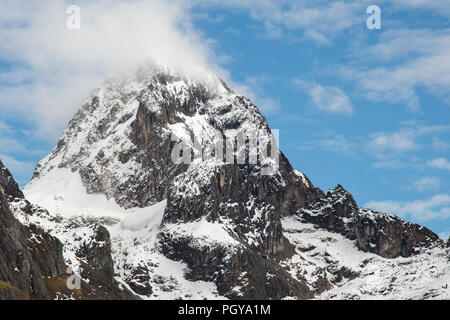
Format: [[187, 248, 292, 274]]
[[300, 185, 440, 258], [0, 160, 66, 299], [0, 160, 137, 300], [0, 163, 24, 200], [21, 66, 448, 300]]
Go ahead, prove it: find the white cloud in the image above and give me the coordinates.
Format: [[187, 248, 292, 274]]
[[366, 124, 450, 160], [1, 0, 295, 142], [309, 84, 353, 115], [293, 79, 353, 115], [296, 133, 356, 155], [366, 194, 450, 221], [194, 2, 450, 112], [427, 158, 450, 171], [409, 176, 441, 192], [194, 1, 449, 45], [301, 29, 332, 46], [193, 0, 363, 44], [367, 128, 419, 157], [372, 159, 405, 169], [254, 97, 280, 113], [0, 0, 223, 140], [355, 29, 450, 63], [343, 28, 450, 111], [318, 134, 355, 154]]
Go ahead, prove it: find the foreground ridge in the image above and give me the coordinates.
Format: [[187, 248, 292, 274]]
[[0, 160, 138, 299]]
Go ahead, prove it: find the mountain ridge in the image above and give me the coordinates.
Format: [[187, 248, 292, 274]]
[[2, 65, 447, 299]]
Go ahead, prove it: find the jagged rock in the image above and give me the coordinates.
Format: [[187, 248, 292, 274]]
[[77, 263, 138, 300], [124, 265, 153, 296], [0, 161, 24, 200], [163, 164, 296, 259], [0, 160, 138, 300], [76, 225, 114, 280], [0, 160, 66, 299], [300, 185, 441, 258], [159, 233, 313, 299]]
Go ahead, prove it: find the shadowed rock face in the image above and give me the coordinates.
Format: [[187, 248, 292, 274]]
[[163, 164, 314, 258], [0, 162, 24, 200], [159, 234, 313, 299], [300, 185, 441, 258], [0, 160, 66, 299], [76, 225, 114, 280], [0, 160, 138, 300]]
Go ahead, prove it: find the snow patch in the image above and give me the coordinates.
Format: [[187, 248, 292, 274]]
[[120, 200, 167, 231]]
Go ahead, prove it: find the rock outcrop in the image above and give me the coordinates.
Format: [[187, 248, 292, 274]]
[[0, 160, 137, 300], [76, 225, 115, 280], [300, 185, 441, 258], [0, 160, 66, 299]]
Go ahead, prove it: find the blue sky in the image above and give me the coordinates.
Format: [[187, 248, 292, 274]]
[[0, 0, 449, 239]]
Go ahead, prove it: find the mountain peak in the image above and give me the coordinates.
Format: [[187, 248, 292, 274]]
[[19, 65, 448, 300], [27, 64, 273, 209]]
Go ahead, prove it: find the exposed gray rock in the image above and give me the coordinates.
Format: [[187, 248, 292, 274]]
[[0, 160, 138, 300], [300, 185, 442, 258], [159, 232, 313, 299], [0, 161, 24, 200], [76, 225, 114, 280], [0, 160, 66, 299]]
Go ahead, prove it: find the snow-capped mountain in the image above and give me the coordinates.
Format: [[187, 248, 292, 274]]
[[0, 160, 136, 299], [2, 65, 448, 299]]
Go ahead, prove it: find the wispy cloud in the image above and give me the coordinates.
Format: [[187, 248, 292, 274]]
[[293, 79, 353, 115], [342, 28, 450, 112], [195, 1, 450, 113], [0, 0, 223, 140], [194, 0, 364, 44], [432, 137, 450, 152], [366, 194, 450, 221], [309, 84, 353, 115], [409, 176, 441, 192], [367, 128, 419, 158], [0, 120, 12, 133], [301, 29, 332, 46], [317, 134, 356, 154], [366, 123, 450, 162], [301, 122, 450, 172], [427, 158, 450, 171], [297, 133, 356, 156]]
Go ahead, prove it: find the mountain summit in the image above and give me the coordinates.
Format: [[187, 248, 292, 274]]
[[3, 66, 446, 299]]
